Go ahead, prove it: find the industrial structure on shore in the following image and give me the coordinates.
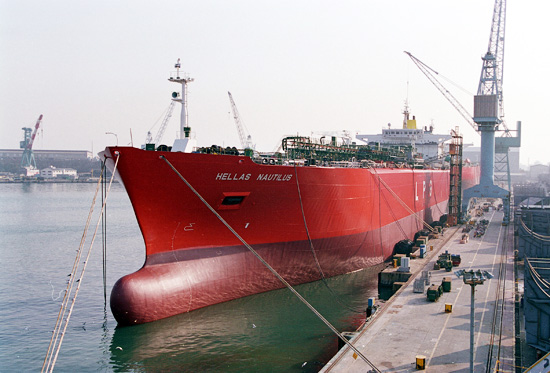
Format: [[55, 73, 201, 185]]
[[0, 116, 97, 181]]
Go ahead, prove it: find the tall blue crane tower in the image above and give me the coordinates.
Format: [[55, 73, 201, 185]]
[[462, 0, 518, 224], [406, 0, 520, 224]]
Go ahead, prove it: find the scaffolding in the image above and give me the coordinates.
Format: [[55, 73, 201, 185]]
[[447, 128, 463, 226]]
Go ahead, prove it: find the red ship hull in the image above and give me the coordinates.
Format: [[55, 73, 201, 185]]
[[104, 147, 479, 325]]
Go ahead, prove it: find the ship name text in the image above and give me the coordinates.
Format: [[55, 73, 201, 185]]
[[256, 173, 293, 182], [216, 173, 251, 181], [215, 172, 293, 182]]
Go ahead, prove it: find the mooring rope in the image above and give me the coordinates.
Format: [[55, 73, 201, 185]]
[[42, 152, 120, 373], [412, 167, 420, 231], [160, 155, 381, 372], [41, 161, 106, 372], [293, 164, 325, 278], [370, 167, 436, 233], [379, 182, 409, 240], [377, 169, 384, 258], [429, 168, 446, 217], [293, 165, 366, 314], [101, 160, 108, 307]]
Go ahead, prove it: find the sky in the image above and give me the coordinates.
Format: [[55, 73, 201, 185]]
[[1, 0, 548, 167]]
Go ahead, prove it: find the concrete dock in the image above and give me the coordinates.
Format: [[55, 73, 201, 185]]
[[322, 209, 515, 372]]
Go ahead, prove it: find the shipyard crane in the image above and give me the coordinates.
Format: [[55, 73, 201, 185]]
[[406, 1, 519, 192], [404, 50, 519, 186], [405, 51, 519, 190], [477, 0, 507, 130], [20, 114, 43, 169], [407, 0, 518, 224], [145, 101, 176, 146], [404, 51, 478, 135], [463, 0, 517, 225], [406, 1, 510, 135], [474, 0, 520, 190], [228, 92, 255, 150]]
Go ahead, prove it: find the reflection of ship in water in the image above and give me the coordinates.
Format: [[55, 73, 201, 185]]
[[109, 265, 384, 372]]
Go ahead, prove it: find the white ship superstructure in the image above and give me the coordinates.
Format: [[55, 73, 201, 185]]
[[356, 105, 452, 160]]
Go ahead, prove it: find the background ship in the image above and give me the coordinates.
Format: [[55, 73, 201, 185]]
[[103, 63, 479, 325]]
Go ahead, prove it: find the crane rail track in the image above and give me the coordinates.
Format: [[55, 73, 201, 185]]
[[486, 221, 511, 372]]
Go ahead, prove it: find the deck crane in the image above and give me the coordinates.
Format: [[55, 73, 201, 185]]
[[404, 51, 478, 134], [228, 92, 255, 151], [20, 114, 43, 170], [145, 101, 176, 146]]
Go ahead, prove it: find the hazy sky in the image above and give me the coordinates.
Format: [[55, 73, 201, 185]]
[[1, 0, 547, 166]]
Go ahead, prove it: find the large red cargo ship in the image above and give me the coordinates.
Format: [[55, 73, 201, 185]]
[[103, 63, 479, 325]]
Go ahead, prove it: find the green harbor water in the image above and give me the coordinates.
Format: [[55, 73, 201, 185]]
[[0, 183, 384, 372]]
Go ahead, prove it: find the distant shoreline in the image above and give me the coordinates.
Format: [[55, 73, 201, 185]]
[[0, 179, 106, 184]]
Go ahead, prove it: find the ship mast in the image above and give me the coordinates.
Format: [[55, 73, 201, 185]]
[[169, 59, 196, 152], [402, 101, 410, 129]]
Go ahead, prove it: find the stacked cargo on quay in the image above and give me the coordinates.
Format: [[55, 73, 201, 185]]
[[103, 63, 480, 325]]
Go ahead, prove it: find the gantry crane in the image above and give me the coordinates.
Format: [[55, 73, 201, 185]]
[[228, 92, 255, 150], [20, 114, 43, 170]]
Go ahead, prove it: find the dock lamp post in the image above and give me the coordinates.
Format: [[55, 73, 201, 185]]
[[455, 269, 494, 373], [105, 132, 118, 146]]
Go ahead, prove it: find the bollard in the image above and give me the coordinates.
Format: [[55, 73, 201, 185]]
[[366, 297, 376, 317], [416, 355, 426, 370], [337, 331, 357, 350]]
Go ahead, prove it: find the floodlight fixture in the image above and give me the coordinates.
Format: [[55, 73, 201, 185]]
[[454, 268, 494, 373], [105, 132, 118, 146]]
